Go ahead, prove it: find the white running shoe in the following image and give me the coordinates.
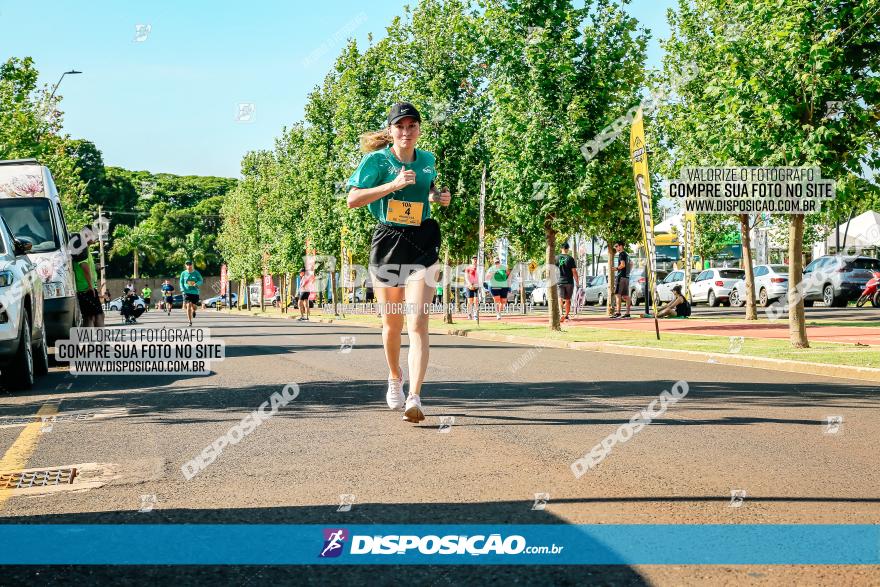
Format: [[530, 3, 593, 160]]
[[403, 394, 425, 423], [496, 313, 501, 319], [386, 374, 405, 410]]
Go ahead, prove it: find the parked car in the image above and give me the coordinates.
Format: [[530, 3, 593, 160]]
[[728, 265, 790, 307], [346, 289, 366, 303], [629, 268, 669, 304], [656, 270, 699, 303], [802, 255, 880, 307], [583, 275, 610, 306], [690, 268, 746, 306], [0, 216, 48, 390], [529, 281, 551, 305], [204, 293, 238, 308], [108, 295, 146, 312], [507, 279, 538, 303], [0, 159, 80, 344]]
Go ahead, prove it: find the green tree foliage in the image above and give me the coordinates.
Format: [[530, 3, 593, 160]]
[[483, 0, 649, 329], [659, 0, 880, 346], [0, 57, 89, 229]]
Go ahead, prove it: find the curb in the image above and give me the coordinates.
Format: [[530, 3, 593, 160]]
[[230, 310, 880, 383]]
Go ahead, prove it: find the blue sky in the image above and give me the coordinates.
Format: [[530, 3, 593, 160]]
[[2, 0, 676, 178]]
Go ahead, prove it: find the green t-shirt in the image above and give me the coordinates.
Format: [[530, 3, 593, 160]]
[[487, 266, 509, 287], [72, 252, 97, 292], [142, 287, 152, 298], [347, 146, 438, 227], [179, 269, 203, 294]]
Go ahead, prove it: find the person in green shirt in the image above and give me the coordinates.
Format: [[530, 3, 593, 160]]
[[346, 102, 452, 424], [487, 258, 510, 319], [141, 285, 152, 312], [179, 260, 204, 327], [71, 235, 104, 327]]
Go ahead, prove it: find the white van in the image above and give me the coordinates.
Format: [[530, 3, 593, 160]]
[[0, 159, 80, 344]]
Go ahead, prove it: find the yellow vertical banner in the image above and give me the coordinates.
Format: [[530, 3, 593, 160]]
[[630, 107, 659, 338]]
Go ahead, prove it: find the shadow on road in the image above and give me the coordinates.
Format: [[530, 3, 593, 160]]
[[1, 378, 875, 427]]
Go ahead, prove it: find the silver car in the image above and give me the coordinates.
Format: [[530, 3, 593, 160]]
[[729, 265, 789, 307], [583, 275, 610, 306]]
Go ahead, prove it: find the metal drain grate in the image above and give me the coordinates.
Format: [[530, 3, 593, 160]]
[[0, 412, 98, 426], [0, 467, 77, 490], [0, 416, 38, 426]]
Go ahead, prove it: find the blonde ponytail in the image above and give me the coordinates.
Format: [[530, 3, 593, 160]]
[[360, 128, 393, 153]]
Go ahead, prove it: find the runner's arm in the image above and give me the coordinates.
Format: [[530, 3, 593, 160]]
[[348, 169, 413, 209]]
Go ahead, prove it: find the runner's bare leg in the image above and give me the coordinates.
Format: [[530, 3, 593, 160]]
[[376, 285, 404, 380], [404, 266, 435, 396]]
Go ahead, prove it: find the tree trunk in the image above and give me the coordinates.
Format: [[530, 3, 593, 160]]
[[259, 273, 265, 312], [606, 237, 615, 316], [788, 214, 809, 348], [281, 273, 287, 314], [739, 214, 757, 320], [133, 249, 139, 280], [841, 209, 855, 253], [545, 219, 561, 331], [443, 248, 453, 324], [519, 260, 527, 315], [331, 270, 338, 316]]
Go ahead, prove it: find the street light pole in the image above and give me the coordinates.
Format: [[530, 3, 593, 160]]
[[97, 206, 107, 295], [49, 70, 82, 103]]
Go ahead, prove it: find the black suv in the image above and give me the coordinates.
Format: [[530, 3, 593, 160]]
[[802, 255, 880, 307]]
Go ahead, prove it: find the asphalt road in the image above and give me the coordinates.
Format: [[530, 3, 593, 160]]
[[0, 310, 877, 585]]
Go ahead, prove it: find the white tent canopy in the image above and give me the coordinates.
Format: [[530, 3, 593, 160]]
[[654, 213, 683, 234], [822, 211, 880, 249]]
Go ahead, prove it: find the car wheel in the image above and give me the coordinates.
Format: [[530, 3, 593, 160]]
[[34, 325, 49, 376], [729, 289, 740, 307], [708, 290, 718, 307], [630, 289, 638, 304], [759, 288, 769, 307], [872, 292, 880, 308], [822, 285, 836, 307], [6, 313, 35, 391], [597, 293, 604, 307]]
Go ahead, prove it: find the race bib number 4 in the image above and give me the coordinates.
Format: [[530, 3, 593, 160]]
[[386, 199, 423, 226]]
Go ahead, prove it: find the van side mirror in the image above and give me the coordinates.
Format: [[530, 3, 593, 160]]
[[13, 239, 32, 256]]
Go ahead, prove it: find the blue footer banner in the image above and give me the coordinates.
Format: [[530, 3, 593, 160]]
[[0, 525, 877, 565]]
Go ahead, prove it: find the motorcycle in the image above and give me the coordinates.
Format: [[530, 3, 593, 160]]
[[855, 270, 880, 308]]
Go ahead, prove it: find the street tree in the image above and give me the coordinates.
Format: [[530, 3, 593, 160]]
[[659, 0, 880, 346]]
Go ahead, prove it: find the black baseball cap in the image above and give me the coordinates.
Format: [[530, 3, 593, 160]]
[[387, 102, 421, 126]]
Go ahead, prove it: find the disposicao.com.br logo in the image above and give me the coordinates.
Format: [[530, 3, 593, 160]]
[[319, 529, 563, 558]]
